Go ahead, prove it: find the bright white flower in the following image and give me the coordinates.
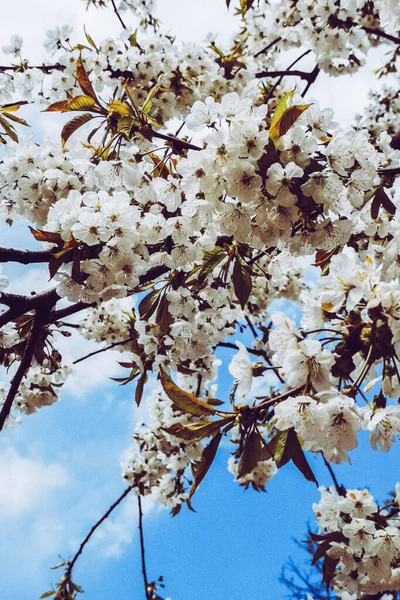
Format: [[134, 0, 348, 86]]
[[228, 342, 253, 399], [186, 97, 218, 131], [2, 35, 23, 56], [365, 406, 400, 452], [282, 339, 334, 391], [266, 162, 304, 206]]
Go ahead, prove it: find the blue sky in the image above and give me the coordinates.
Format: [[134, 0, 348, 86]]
[[1, 2, 399, 600]]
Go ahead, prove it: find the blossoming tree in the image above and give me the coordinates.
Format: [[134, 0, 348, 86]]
[[0, 0, 400, 598]]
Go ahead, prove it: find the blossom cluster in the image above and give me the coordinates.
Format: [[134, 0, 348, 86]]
[[312, 485, 400, 597]]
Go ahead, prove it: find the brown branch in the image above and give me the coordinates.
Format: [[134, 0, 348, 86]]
[[362, 26, 400, 45], [49, 301, 94, 323], [66, 485, 133, 576], [0, 63, 65, 73], [0, 292, 57, 431], [301, 65, 320, 97], [110, 0, 127, 29], [0, 247, 51, 264], [378, 166, 400, 177], [149, 129, 202, 152], [73, 335, 136, 364], [138, 494, 151, 600], [0, 288, 59, 327], [254, 37, 281, 58], [256, 69, 311, 80]]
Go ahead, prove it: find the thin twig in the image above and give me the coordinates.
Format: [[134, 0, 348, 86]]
[[138, 495, 151, 600], [362, 26, 400, 45], [321, 453, 344, 495], [110, 0, 127, 29], [0, 315, 42, 431], [254, 37, 281, 58], [73, 336, 136, 364], [67, 486, 133, 575]]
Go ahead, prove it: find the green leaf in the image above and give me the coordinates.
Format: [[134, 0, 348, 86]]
[[29, 227, 62, 244], [237, 429, 263, 479], [156, 295, 173, 334], [371, 186, 396, 219], [40, 591, 56, 598], [163, 418, 232, 441], [233, 257, 252, 308], [290, 432, 318, 485], [75, 57, 97, 100], [322, 555, 339, 589], [278, 104, 311, 138], [189, 432, 222, 498], [267, 429, 289, 466], [68, 95, 97, 111], [269, 90, 294, 132], [138, 288, 162, 320], [160, 369, 216, 416], [84, 26, 98, 51], [61, 113, 94, 147], [135, 371, 147, 406]]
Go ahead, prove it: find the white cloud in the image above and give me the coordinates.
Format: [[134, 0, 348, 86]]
[[0, 446, 68, 517], [90, 492, 156, 557]]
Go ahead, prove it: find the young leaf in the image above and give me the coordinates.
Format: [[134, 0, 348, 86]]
[[163, 418, 232, 442], [159, 369, 216, 416], [135, 371, 147, 406], [267, 429, 289, 466], [29, 227, 62, 244], [278, 104, 311, 137], [75, 57, 97, 100], [370, 186, 396, 219], [108, 100, 131, 117], [138, 288, 162, 320], [290, 431, 318, 485], [42, 99, 71, 112], [269, 90, 294, 132], [233, 257, 252, 308], [61, 113, 94, 147], [40, 591, 56, 599], [156, 295, 173, 334], [68, 95, 97, 111], [270, 104, 311, 146], [189, 432, 222, 498], [237, 429, 263, 479]]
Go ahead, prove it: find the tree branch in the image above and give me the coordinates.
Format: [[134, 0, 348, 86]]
[[0, 293, 56, 431], [0, 63, 65, 73], [110, 0, 127, 30], [66, 485, 133, 576], [73, 336, 136, 365], [362, 26, 400, 45], [0, 247, 51, 264], [0, 288, 59, 327], [138, 494, 151, 600], [256, 69, 311, 80], [254, 37, 281, 58]]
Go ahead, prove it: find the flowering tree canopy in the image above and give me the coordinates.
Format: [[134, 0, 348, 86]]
[[1, 0, 400, 598]]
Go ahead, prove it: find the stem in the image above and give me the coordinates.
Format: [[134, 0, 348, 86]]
[[67, 486, 133, 576], [0, 315, 42, 431], [138, 495, 151, 600], [321, 452, 344, 496], [0, 247, 51, 264], [362, 26, 400, 45], [301, 65, 320, 97], [262, 49, 312, 103], [257, 385, 304, 407], [254, 37, 281, 58], [73, 336, 136, 365], [110, 0, 127, 29]]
